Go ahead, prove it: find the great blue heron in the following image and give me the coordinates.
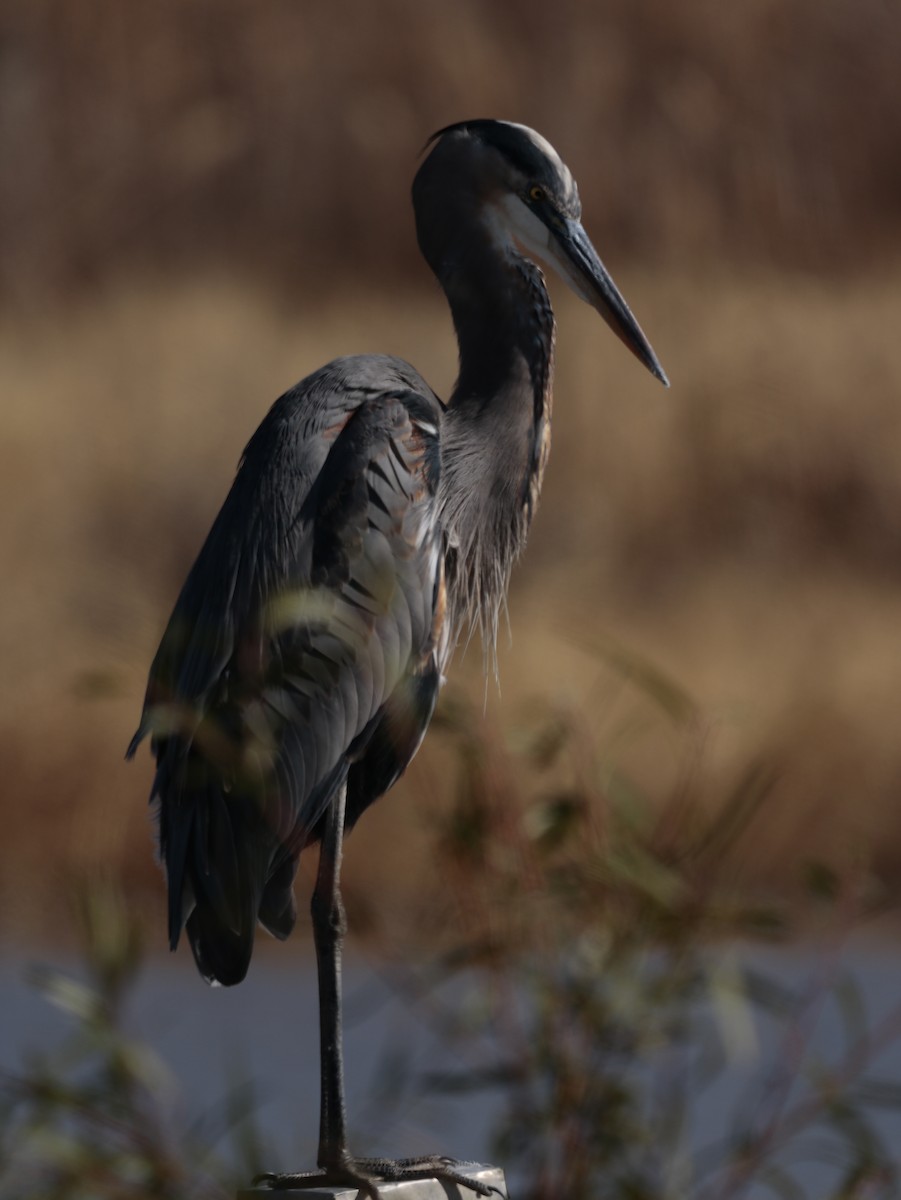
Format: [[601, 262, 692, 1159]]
[[128, 119, 667, 1196]]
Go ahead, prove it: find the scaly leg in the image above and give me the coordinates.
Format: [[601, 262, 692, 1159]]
[[312, 779, 351, 1172], [258, 784, 380, 1195], [255, 784, 502, 1198]]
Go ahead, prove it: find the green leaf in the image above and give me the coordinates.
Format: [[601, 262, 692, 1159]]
[[686, 759, 779, 864], [26, 967, 99, 1023], [584, 634, 700, 725], [803, 860, 842, 902], [707, 952, 759, 1064]]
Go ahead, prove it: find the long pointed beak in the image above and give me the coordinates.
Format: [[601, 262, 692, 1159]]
[[548, 218, 669, 387]]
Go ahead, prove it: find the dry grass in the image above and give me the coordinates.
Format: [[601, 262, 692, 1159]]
[[3, 0, 901, 303], [2, 268, 901, 945]]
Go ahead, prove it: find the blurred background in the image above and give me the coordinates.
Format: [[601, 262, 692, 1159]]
[[2, 0, 901, 948]]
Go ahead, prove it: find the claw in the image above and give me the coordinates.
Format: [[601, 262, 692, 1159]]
[[253, 1173, 378, 1198], [253, 1167, 381, 1198], [250, 1158, 504, 1199]]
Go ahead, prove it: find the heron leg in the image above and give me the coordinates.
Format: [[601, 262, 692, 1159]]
[[254, 782, 382, 1196], [311, 781, 351, 1172], [253, 783, 502, 1198]]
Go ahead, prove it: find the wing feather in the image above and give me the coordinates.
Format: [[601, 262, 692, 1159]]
[[129, 356, 446, 984]]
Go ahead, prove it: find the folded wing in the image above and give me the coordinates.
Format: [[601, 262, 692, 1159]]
[[128, 356, 445, 984]]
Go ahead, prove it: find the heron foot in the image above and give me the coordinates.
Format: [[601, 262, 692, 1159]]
[[253, 1156, 504, 1198], [253, 1161, 381, 1199]]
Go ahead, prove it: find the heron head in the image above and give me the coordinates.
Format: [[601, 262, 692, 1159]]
[[417, 119, 668, 387]]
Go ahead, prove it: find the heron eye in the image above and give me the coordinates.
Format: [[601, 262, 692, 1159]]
[[529, 185, 545, 203]]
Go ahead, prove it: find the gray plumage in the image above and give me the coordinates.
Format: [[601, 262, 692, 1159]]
[[129, 356, 446, 982], [129, 119, 667, 989], [128, 115, 666, 1199]]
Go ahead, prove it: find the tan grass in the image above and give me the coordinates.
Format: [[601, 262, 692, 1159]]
[[3, 0, 901, 300], [3, 270, 901, 945]]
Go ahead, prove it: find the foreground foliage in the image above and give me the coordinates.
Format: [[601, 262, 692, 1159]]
[[409, 659, 901, 1199], [0, 885, 256, 1199], [3, 660, 901, 1199]]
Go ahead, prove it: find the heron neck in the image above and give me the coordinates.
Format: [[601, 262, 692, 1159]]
[[437, 243, 556, 663], [446, 247, 555, 419]]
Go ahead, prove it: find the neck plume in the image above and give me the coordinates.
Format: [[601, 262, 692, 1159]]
[[436, 231, 556, 668]]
